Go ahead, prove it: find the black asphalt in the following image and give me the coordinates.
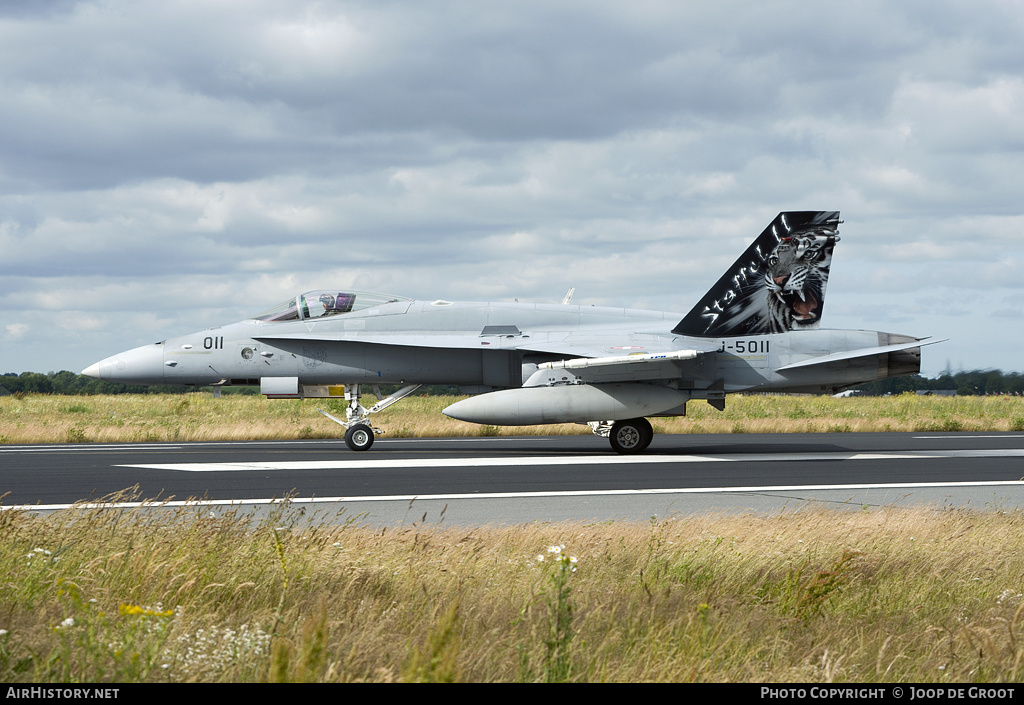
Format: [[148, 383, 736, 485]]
[[3, 432, 1023, 507]]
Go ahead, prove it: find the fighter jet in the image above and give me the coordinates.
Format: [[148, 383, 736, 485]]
[[82, 211, 941, 453]]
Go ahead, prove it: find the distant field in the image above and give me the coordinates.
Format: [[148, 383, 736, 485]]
[[1, 392, 1023, 444]]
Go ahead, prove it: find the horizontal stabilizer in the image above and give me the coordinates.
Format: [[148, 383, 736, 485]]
[[775, 338, 947, 372]]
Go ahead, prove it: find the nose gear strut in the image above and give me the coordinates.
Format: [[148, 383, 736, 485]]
[[318, 383, 422, 451]]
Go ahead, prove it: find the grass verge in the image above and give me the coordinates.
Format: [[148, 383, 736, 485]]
[[2, 498, 1024, 682], [2, 392, 1024, 444]]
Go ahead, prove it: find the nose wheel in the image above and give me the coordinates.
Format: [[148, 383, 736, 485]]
[[344, 423, 374, 452], [318, 383, 421, 452]]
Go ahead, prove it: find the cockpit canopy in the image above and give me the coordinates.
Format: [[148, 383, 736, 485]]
[[252, 291, 411, 322]]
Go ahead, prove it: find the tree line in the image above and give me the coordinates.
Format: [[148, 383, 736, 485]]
[[1, 371, 195, 396], [850, 369, 1024, 396], [0, 371, 460, 397], [3, 369, 1023, 397]]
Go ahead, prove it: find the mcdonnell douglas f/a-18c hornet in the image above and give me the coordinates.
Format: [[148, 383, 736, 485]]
[[83, 211, 942, 453]]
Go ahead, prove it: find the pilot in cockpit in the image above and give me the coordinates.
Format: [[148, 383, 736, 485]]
[[318, 293, 336, 314]]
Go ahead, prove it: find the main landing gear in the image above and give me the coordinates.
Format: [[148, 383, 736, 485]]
[[318, 383, 421, 452], [319, 385, 656, 454], [589, 417, 654, 454]]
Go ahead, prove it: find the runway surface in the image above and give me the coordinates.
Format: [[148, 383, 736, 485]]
[[3, 432, 1024, 524]]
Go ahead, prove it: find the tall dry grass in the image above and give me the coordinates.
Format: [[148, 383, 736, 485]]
[[2, 392, 1023, 444], [3, 499, 1024, 682]]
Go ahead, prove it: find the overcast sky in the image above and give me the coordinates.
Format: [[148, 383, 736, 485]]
[[2, 0, 1023, 377]]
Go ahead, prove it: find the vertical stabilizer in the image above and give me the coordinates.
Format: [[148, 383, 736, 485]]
[[673, 211, 840, 337]]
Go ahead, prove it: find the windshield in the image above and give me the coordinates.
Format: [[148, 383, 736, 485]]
[[252, 290, 411, 322]]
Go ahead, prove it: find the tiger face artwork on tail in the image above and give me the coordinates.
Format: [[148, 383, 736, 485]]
[[673, 211, 841, 338], [764, 229, 835, 332]]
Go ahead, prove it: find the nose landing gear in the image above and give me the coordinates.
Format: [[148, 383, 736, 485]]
[[318, 383, 422, 451], [343, 423, 375, 451]]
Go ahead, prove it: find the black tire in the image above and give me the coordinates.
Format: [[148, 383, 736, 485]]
[[637, 417, 654, 451], [344, 423, 374, 452], [609, 418, 653, 454]]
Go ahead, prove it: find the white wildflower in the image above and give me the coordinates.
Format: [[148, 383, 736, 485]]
[[997, 589, 1021, 605]]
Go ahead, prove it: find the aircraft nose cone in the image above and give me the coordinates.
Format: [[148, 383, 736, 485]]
[[81, 343, 166, 385]]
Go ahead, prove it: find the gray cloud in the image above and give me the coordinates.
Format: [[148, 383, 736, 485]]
[[2, 1, 1023, 375]]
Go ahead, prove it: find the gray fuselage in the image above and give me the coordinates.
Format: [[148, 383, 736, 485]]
[[86, 298, 920, 399]]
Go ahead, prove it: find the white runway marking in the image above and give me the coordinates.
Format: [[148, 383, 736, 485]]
[[7, 478, 1024, 513], [7, 441, 1023, 513], [116, 448, 1024, 472], [914, 435, 1024, 439]]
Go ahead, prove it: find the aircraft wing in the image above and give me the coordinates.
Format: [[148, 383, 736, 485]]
[[254, 330, 719, 385], [252, 331, 635, 354], [253, 332, 487, 349], [514, 333, 720, 358], [252, 331, 717, 358]]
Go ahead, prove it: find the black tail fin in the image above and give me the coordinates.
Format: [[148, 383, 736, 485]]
[[673, 211, 841, 338]]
